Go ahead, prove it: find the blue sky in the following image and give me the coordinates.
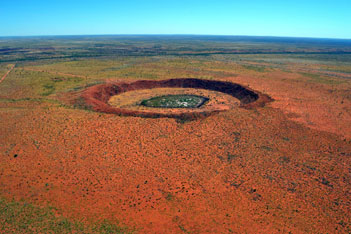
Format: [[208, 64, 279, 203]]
[[0, 0, 350, 38]]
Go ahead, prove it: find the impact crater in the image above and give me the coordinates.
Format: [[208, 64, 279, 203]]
[[78, 78, 272, 120]]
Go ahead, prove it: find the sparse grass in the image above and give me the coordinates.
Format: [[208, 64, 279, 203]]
[[299, 72, 345, 85], [242, 64, 266, 72], [0, 68, 84, 99], [73, 97, 93, 111], [227, 153, 239, 162], [0, 97, 45, 103], [0, 197, 130, 234], [260, 146, 274, 151], [178, 225, 190, 233], [41, 83, 55, 96], [165, 193, 174, 201]]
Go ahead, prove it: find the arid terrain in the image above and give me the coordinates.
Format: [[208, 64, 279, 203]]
[[0, 36, 351, 233]]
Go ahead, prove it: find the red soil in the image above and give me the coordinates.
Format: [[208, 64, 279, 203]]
[[80, 78, 272, 120], [231, 71, 351, 139], [1, 75, 350, 233]]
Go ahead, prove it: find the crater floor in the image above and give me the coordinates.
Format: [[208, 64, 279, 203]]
[[109, 87, 240, 113]]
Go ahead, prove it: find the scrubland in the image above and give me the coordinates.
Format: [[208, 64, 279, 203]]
[[0, 36, 351, 233]]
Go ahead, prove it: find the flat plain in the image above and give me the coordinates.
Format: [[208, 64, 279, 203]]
[[0, 35, 351, 233]]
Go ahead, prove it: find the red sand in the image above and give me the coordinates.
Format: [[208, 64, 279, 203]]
[[1, 75, 350, 233]]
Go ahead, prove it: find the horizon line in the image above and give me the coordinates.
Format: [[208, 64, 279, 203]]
[[0, 33, 350, 41]]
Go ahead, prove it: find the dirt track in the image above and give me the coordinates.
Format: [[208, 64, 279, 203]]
[[0, 64, 15, 84]]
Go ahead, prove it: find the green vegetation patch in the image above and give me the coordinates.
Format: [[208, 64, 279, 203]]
[[299, 72, 345, 85], [242, 64, 266, 72], [140, 94, 209, 108], [0, 197, 129, 233]]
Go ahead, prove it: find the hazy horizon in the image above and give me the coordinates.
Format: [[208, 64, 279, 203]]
[[1, 34, 351, 41]]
